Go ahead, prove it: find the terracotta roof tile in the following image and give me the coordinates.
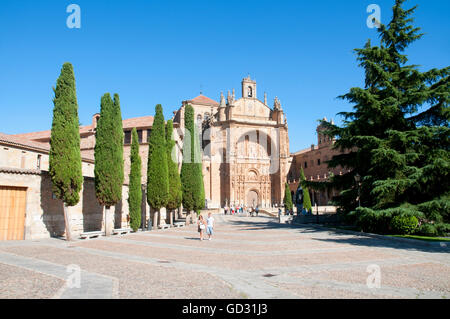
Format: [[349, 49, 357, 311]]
[[12, 116, 156, 140], [122, 116, 154, 129], [189, 95, 219, 106], [0, 132, 50, 152], [0, 132, 94, 162]]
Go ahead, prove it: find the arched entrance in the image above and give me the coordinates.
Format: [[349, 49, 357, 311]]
[[246, 190, 259, 208]]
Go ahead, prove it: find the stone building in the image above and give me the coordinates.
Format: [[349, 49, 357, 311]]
[[173, 76, 291, 209], [1, 76, 346, 241], [0, 132, 132, 240], [287, 118, 349, 206]]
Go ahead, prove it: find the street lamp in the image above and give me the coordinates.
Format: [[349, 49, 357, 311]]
[[354, 173, 361, 207]]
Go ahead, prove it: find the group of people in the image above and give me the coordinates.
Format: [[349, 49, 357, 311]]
[[197, 213, 214, 241], [224, 205, 259, 216]]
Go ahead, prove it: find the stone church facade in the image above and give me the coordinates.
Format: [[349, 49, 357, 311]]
[[173, 76, 290, 209]]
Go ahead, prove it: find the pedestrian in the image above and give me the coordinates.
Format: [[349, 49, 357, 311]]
[[197, 215, 207, 241], [206, 212, 215, 241]]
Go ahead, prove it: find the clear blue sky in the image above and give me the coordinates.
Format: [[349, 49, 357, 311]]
[[0, 0, 448, 151]]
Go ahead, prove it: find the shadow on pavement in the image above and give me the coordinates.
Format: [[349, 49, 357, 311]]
[[223, 217, 449, 254]]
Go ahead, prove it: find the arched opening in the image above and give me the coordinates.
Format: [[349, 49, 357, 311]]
[[246, 189, 259, 207]]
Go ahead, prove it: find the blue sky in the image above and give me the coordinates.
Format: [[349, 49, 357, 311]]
[[0, 0, 448, 151]]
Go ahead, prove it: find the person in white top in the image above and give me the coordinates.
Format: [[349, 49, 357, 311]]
[[206, 213, 215, 241]]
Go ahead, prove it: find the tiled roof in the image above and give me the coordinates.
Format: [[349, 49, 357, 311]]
[[12, 115, 155, 140], [189, 95, 219, 106], [0, 132, 50, 152], [12, 125, 93, 141], [122, 116, 154, 129], [0, 132, 94, 162], [0, 167, 41, 175]]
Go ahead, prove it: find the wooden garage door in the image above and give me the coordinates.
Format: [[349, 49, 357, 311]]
[[0, 186, 27, 241]]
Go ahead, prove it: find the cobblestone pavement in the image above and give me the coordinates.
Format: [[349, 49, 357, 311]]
[[0, 214, 449, 299]]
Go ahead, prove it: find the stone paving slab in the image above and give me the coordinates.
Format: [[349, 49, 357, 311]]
[[0, 245, 242, 299], [0, 262, 65, 299], [127, 233, 352, 251], [0, 251, 117, 299], [291, 262, 450, 294], [0, 215, 448, 299], [73, 238, 399, 271]]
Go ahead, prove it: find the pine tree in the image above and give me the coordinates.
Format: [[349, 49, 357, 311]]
[[283, 183, 293, 212], [166, 120, 182, 224], [181, 104, 205, 221], [94, 93, 124, 236], [317, 0, 449, 235], [128, 128, 142, 232], [147, 104, 169, 225], [299, 167, 312, 212], [49, 62, 83, 241]]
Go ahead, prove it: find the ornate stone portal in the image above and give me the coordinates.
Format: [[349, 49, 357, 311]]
[[174, 77, 291, 209]]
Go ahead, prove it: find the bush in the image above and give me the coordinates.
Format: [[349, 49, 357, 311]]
[[416, 223, 438, 237], [390, 215, 418, 235], [353, 207, 391, 234], [435, 223, 450, 237]]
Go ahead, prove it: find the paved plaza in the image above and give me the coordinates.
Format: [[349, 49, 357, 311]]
[[0, 214, 449, 299]]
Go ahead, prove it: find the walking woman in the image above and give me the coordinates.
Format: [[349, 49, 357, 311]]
[[197, 215, 207, 241]]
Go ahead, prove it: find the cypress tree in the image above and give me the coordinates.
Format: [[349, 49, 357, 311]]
[[94, 93, 124, 236], [166, 120, 182, 224], [299, 167, 312, 212], [316, 0, 449, 234], [49, 62, 83, 241], [193, 116, 205, 215], [283, 183, 293, 212], [181, 104, 205, 221], [128, 128, 142, 232], [147, 104, 169, 225]]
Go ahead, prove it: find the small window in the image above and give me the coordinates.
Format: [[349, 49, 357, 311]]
[[124, 131, 131, 145], [304, 161, 307, 169], [248, 86, 253, 97], [137, 130, 143, 143], [147, 129, 152, 142], [37, 155, 42, 170], [317, 158, 321, 166]]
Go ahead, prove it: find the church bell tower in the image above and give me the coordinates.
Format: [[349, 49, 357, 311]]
[[242, 76, 257, 99]]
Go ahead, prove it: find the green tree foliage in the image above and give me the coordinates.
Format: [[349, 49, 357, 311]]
[[390, 215, 418, 235], [49, 62, 83, 207], [128, 128, 142, 232], [181, 104, 205, 214], [283, 183, 293, 211], [314, 0, 449, 235], [147, 104, 169, 210], [49, 62, 83, 241], [94, 93, 124, 207], [299, 167, 312, 212], [166, 120, 182, 212]]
